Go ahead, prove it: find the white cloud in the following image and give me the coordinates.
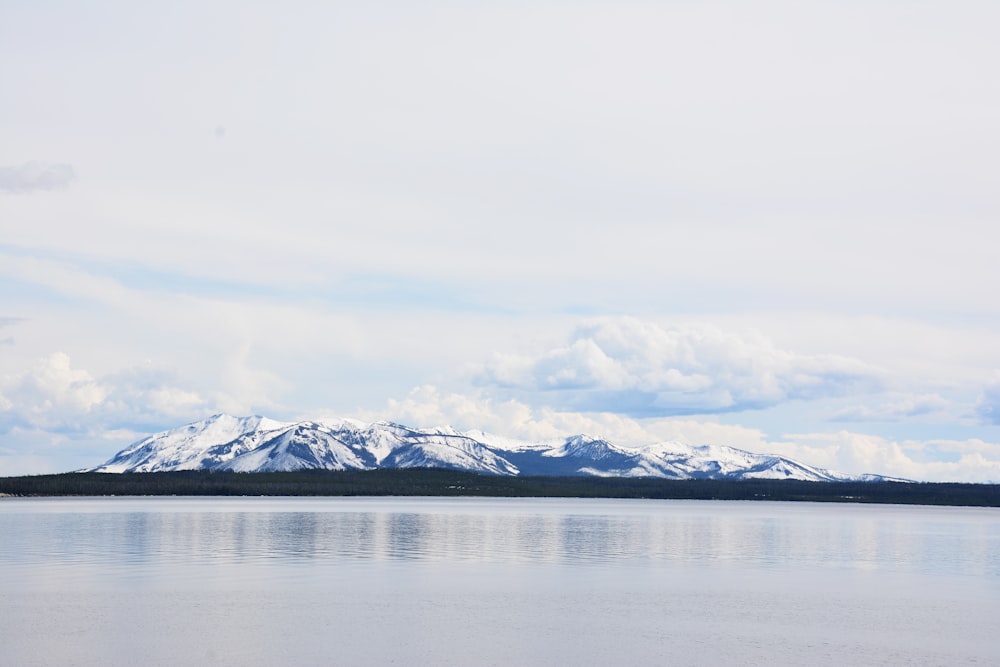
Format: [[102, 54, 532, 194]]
[[0, 353, 212, 436], [831, 394, 951, 422], [0, 162, 75, 193], [0, 353, 107, 430], [476, 317, 882, 416], [210, 341, 289, 417]]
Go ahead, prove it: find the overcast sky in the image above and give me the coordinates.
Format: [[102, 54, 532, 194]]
[[3, 0, 999, 481]]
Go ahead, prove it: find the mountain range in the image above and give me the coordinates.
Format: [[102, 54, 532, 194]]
[[87, 414, 895, 482]]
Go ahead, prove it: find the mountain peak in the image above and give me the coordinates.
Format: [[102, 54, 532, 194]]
[[87, 414, 895, 482]]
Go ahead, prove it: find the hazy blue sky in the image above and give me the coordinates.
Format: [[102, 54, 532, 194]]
[[3, 1, 999, 481]]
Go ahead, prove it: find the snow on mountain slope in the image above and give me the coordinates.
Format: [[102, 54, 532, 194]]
[[378, 428, 520, 475], [623, 442, 854, 482], [218, 422, 376, 473], [90, 414, 290, 473], [87, 414, 894, 482]]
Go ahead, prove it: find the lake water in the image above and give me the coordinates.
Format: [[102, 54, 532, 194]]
[[1, 497, 998, 666]]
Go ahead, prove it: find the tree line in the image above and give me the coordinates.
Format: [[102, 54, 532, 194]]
[[1, 469, 998, 506]]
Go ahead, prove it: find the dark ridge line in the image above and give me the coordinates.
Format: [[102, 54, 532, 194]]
[[1, 469, 998, 507]]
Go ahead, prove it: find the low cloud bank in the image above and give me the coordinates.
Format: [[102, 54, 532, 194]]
[[476, 317, 881, 416]]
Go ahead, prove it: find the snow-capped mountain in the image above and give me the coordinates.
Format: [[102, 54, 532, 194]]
[[88, 414, 893, 481]]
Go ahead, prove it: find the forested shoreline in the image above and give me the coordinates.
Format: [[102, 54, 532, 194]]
[[1, 469, 998, 506]]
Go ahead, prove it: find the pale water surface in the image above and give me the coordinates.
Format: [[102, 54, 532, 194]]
[[1, 497, 997, 666]]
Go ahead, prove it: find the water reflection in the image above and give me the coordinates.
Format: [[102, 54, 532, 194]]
[[2, 498, 997, 579], [2, 498, 999, 667]]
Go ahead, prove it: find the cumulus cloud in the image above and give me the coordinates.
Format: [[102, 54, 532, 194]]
[[97, 366, 208, 429], [0, 352, 209, 436], [0, 162, 75, 193], [476, 317, 882, 416], [0, 353, 107, 431], [830, 394, 950, 422]]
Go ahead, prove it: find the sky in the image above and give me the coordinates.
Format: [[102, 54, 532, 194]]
[[2, 0, 999, 482]]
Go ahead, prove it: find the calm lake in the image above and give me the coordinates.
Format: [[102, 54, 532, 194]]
[[1, 497, 998, 666]]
